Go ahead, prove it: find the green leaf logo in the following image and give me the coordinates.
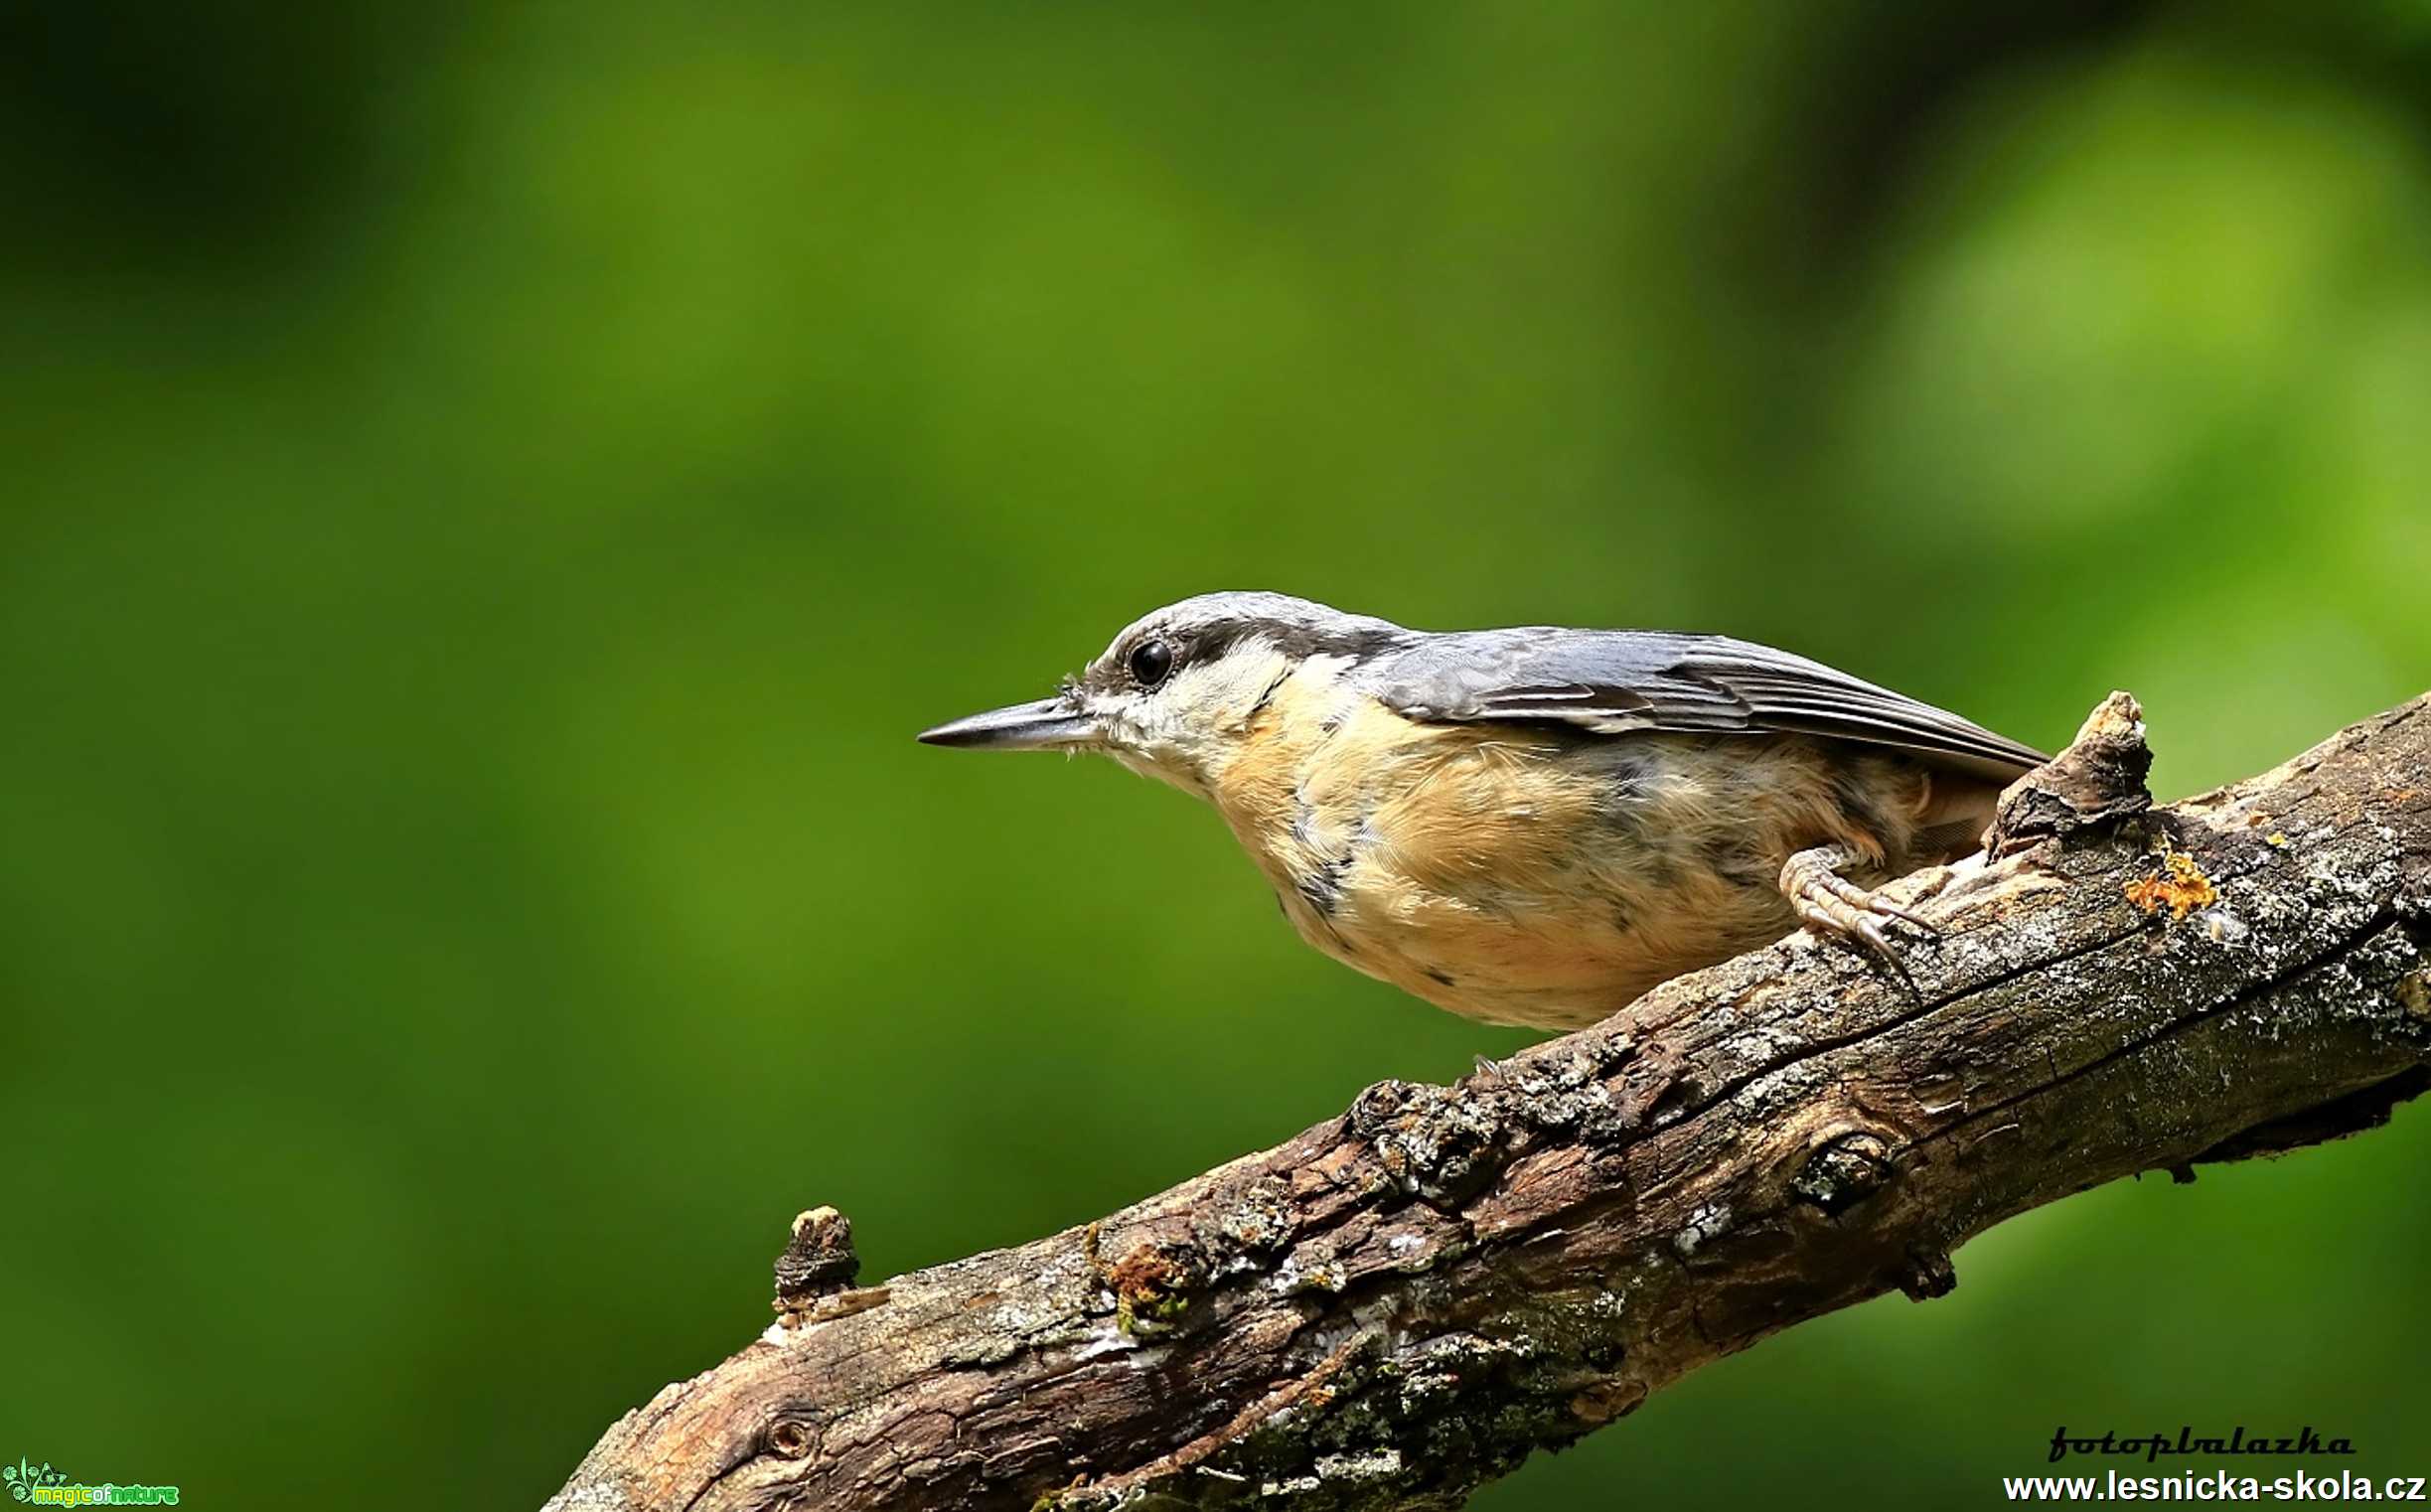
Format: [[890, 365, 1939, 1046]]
[[3, 1460, 67, 1502]]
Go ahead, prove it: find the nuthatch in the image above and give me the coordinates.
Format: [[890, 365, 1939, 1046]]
[[920, 592, 2045, 1030]]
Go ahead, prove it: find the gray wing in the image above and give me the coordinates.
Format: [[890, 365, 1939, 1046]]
[[1364, 629, 2046, 783]]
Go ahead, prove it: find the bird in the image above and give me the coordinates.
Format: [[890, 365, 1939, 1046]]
[[918, 592, 2046, 1030]]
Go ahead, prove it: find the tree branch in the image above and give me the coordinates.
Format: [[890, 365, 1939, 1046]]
[[544, 691, 2431, 1512]]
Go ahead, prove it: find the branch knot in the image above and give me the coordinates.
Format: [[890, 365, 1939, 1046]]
[[1988, 690, 2154, 858], [773, 1206, 859, 1315]]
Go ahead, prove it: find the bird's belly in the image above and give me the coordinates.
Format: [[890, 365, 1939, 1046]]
[[1239, 729, 1864, 1029], [1212, 699, 1952, 1030], [1289, 849, 1795, 1030], [1244, 748, 1828, 1030]]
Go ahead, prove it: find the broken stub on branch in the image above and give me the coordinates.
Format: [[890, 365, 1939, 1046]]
[[1986, 689, 2154, 859]]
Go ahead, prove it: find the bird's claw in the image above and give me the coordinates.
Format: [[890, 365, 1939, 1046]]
[[1781, 843, 1935, 995]]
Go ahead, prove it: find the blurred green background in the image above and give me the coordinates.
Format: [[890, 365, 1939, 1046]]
[[7, 1, 2429, 1506]]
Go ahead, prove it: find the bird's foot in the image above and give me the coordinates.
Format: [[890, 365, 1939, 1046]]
[[1780, 843, 1937, 994]]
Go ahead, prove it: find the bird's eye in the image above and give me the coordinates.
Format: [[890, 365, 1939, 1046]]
[[1127, 638, 1175, 688]]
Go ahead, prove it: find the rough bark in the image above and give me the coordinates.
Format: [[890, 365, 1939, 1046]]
[[544, 691, 2431, 1512]]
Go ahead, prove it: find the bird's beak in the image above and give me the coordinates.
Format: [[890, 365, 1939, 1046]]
[[917, 694, 1101, 751]]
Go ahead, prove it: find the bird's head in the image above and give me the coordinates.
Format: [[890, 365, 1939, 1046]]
[[917, 591, 1408, 797]]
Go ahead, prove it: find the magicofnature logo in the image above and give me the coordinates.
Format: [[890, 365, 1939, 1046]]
[[2, 1459, 178, 1505]]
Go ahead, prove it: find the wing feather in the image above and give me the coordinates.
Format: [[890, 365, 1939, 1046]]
[[1365, 629, 2046, 782]]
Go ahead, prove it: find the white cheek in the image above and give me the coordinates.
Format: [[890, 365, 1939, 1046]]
[[1295, 654, 1355, 685], [1144, 710, 1225, 771], [1094, 644, 1296, 796]]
